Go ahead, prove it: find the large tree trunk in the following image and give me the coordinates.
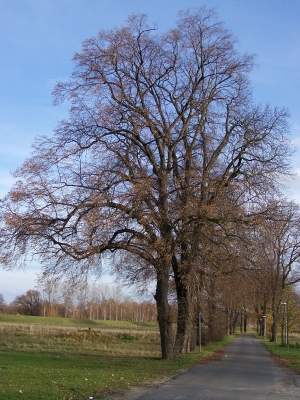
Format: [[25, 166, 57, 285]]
[[173, 254, 196, 354], [175, 285, 194, 354], [155, 269, 174, 360]]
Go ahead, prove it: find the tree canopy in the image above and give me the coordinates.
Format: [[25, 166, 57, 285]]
[[0, 7, 294, 359]]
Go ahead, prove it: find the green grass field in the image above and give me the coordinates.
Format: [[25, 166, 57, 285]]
[[0, 315, 235, 399], [0, 314, 158, 330]]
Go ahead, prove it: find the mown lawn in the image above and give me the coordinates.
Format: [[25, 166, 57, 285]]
[[0, 315, 235, 399]]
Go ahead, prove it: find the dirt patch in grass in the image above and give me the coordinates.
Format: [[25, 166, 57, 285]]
[[200, 347, 225, 363], [198, 340, 233, 364], [269, 354, 295, 369]]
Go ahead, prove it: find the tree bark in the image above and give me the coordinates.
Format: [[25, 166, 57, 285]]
[[173, 263, 195, 354], [155, 269, 174, 360]]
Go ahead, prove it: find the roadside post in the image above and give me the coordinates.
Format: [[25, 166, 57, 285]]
[[199, 312, 202, 352], [199, 313, 204, 352], [280, 302, 288, 346], [262, 315, 266, 339]]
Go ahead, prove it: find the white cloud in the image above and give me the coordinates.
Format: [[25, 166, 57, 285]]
[[284, 169, 300, 204], [291, 134, 300, 148], [0, 169, 18, 198]]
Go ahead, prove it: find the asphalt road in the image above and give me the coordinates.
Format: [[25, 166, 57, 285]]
[[123, 334, 300, 400]]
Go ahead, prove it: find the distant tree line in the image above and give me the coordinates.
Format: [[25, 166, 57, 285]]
[[1, 267, 300, 346], [0, 283, 157, 322]]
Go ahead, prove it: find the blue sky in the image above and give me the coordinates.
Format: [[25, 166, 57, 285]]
[[1, 0, 299, 303]]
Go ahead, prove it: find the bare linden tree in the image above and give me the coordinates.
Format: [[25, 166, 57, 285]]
[[0, 8, 293, 358]]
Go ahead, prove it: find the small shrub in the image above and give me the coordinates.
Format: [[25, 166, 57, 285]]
[[118, 333, 138, 341]]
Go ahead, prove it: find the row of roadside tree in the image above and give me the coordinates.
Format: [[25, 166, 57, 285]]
[[1, 266, 300, 346]]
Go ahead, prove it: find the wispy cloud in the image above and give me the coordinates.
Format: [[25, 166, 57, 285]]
[[0, 169, 17, 198], [1, 268, 40, 304], [292, 138, 300, 146], [285, 169, 300, 204]]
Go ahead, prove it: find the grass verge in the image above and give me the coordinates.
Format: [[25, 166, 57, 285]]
[[257, 336, 300, 374], [0, 315, 235, 399]]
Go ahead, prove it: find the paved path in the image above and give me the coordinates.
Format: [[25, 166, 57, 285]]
[[122, 335, 300, 400]]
